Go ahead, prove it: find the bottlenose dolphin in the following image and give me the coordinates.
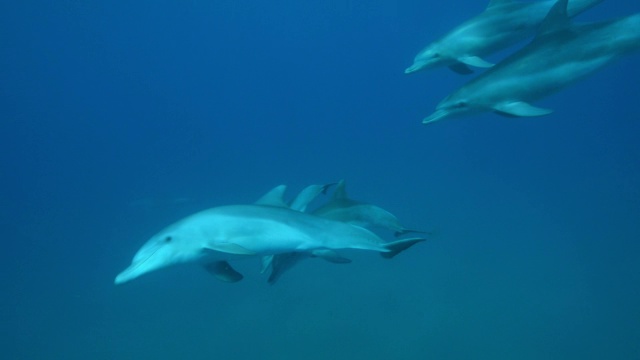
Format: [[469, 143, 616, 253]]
[[115, 203, 424, 284], [405, 0, 602, 74], [313, 180, 423, 237], [422, 0, 640, 124], [256, 183, 350, 284]]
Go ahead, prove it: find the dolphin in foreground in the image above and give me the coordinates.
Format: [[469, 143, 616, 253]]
[[405, 0, 602, 74], [313, 180, 423, 237], [422, 0, 640, 124], [115, 203, 424, 284]]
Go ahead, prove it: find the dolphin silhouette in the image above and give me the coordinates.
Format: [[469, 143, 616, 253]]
[[115, 202, 424, 284], [313, 180, 423, 237], [422, 0, 640, 124], [405, 0, 602, 74]]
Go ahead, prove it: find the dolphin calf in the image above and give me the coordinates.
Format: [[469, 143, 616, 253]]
[[313, 180, 423, 237], [405, 0, 602, 74], [115, 203, 424, 284], [422, 0, 640, 124]]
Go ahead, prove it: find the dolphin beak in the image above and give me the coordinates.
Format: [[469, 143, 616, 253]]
[[114, 264, 140, 285], [405, 62, 424, 74], [422, 109, 451, 124]]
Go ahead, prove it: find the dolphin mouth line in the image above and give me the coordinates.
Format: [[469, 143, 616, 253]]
[[118, 242, 163, 280]]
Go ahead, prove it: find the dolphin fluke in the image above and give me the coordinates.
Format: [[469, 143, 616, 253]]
[[380, 237, 426, 259], [204, 261, 244, 283]]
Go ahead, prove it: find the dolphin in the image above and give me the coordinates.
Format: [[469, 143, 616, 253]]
[[254, 183, 352, 284], [312, 180, 423, 237], [115, 203, 424, 284], [405, 0, 603, 74], [422, 0, 640, 124], [252, 182, 424, 285]]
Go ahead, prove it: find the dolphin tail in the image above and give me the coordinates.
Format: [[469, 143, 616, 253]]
[[380, 237, 426, 259]]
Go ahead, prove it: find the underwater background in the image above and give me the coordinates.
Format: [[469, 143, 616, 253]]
[[1, 1, 639, 359]]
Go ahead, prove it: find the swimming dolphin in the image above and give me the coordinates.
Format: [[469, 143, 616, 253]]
[[256, 183, 350, 284], [312, 180, 423, 237], [405, 0, 602, 74], [422, 0, 640, 124], [115, 203, 424, 284]]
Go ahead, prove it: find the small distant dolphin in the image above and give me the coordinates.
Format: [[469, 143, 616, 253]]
[[405, 0, 602, 74], [422, 0, 640, 124], [313, 180, 423, 237], [115, 203, 424, 284]]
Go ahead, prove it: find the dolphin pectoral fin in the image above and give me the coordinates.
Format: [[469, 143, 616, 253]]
[[203, 261, 244, 283], [448, 62, 474, 75], [457, 55, 494, 69], [493, 101, 553, 117], [311, 249, 352, 264], [268, 252, 306, 285], [380, 237, 426, 259], [204, 243, 257, 256], [260, 255, 274, 274]]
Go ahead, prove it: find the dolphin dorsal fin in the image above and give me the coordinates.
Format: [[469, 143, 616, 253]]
[[289, 183, 335, 212], [487, 0, 511, 9], [537, 0, 571, 37], [255, 185, 288, 207], [332, 179, 348, 200]]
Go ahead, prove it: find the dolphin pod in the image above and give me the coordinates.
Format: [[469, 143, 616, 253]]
[[406, 0, 603, 74], [115, 182, 426, 285], [260, 181, 426, 284], [411, 0, 639, 124]]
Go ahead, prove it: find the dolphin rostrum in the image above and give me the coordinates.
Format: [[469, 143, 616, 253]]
[[405, 0, 602, 74], [115, 203, 424, 285], [422, 0, 640, 124]]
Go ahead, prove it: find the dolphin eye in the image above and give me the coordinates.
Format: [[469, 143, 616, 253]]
[[164, 236, 173, 243]]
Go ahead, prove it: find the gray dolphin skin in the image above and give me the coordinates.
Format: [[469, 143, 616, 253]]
[[405, 0, 602, 74], [422, 0, 640, 124], [259, 183, 352, 284], [313, 180, 422, 237], [115, 203, 424, 284]]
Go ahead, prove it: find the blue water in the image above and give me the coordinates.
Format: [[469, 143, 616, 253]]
[[1, 1, 639, 359]]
